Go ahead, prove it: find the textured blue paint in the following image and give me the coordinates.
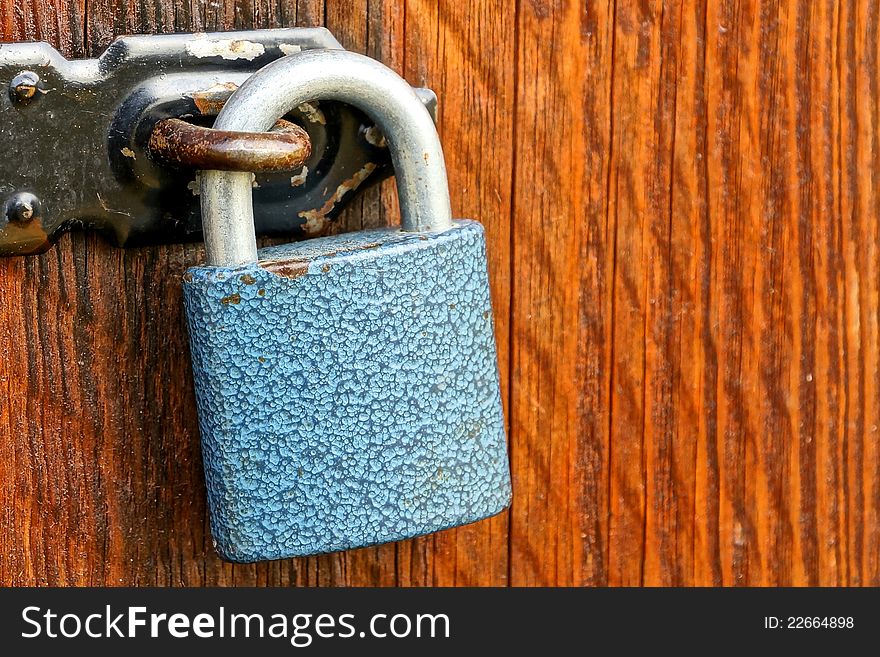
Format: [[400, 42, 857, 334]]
[[183, 220, 511, 562]]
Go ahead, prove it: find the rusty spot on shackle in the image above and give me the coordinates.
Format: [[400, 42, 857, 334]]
[[148, 118, 312, 173]]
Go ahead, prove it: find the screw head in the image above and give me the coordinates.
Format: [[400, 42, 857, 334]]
[[9, 71, 40, 103], [5, 193, 41, 224]]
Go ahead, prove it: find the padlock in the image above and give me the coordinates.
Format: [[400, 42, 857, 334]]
[[182, 49, 511, 563]]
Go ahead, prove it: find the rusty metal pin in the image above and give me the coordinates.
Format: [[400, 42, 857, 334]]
[[148, 118, 312, 172]]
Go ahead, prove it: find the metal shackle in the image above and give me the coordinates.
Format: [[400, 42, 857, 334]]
[[199, 49, 454, 267]]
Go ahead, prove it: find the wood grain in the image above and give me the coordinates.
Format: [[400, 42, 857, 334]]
[[0, 0, 878, 586]]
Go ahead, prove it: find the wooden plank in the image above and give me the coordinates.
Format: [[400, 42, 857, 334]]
[[642, 0, 698, 587], [681, 0, 722, 587], [508, 0, 880, 586], [837, 0, 880, 586], [510, 0, 615, 586]]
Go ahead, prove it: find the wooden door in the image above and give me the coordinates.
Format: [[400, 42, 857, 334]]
[[1, 0, 877, 587]]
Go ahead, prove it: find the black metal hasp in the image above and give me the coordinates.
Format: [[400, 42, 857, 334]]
[[0, 29, 437, 256]]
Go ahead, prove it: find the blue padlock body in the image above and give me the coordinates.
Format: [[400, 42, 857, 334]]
[[183, 220, 511, 562]]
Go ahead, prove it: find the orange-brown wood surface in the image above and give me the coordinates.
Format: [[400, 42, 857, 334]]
[[0, 0, 877, 586]]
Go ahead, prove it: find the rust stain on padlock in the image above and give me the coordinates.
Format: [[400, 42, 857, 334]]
[[260, 240, 383, 280], [220, 293, 241, 305], [261, 260, 310, 279]]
